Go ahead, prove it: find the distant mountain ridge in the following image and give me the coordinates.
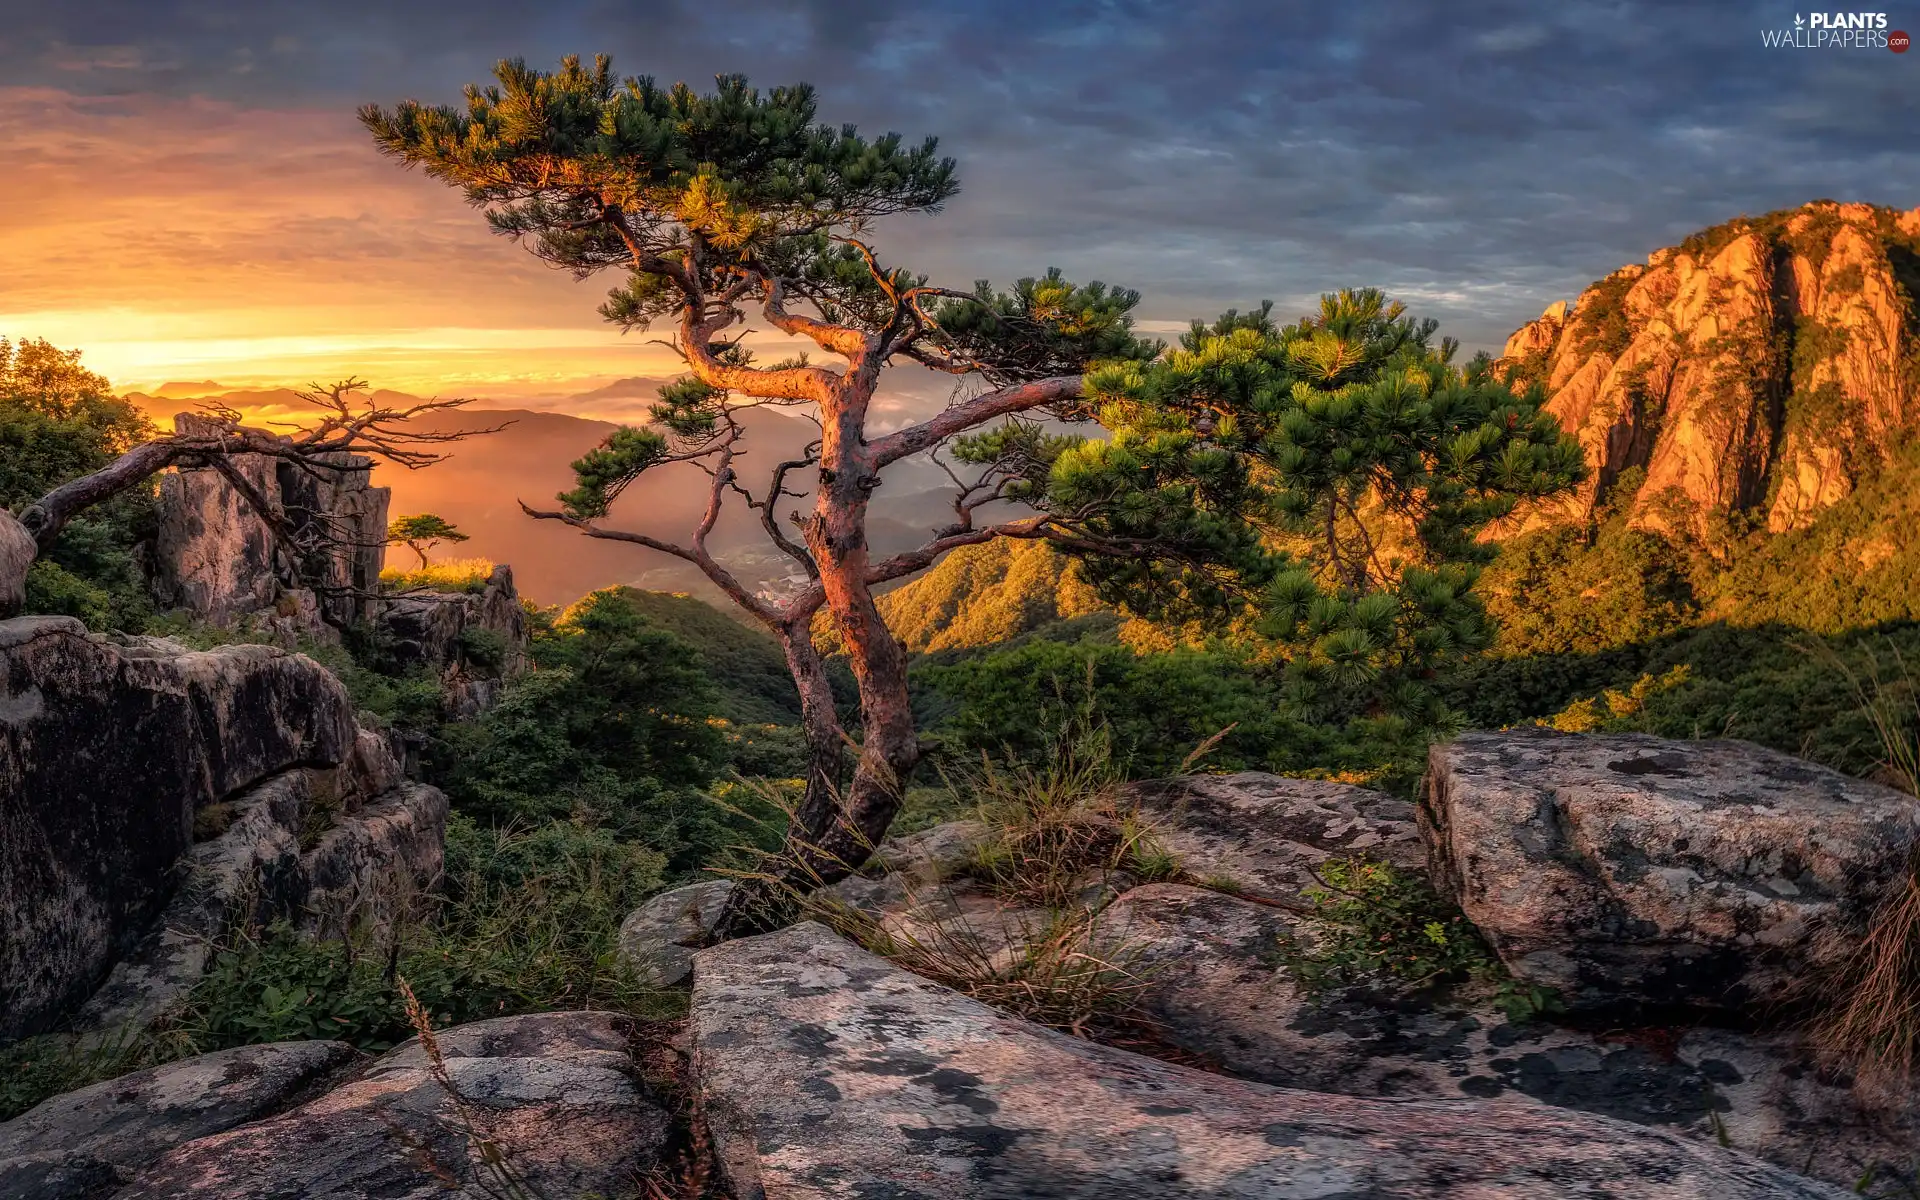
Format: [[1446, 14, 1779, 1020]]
[[1495, 199, 1920, 538]]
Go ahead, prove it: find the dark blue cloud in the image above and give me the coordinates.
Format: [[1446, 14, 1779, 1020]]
[[9, 0, 1916, 349]]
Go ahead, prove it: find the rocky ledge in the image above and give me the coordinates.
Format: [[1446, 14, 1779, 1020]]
[[0, 614, 448, 1040], [0, 1012, 667, 1199], [624, 753, 1916, 1194], [691, 922, 1846, 1199]]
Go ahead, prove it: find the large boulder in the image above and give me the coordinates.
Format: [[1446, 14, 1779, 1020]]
[[619, 878, 737, 987], [1097, 883, 1913, 1194], [689, 922, 1846, 1198], [0, 617, 357, 1039], [77, 771, 446, 1034], [0, 1041, 360, 1200], [1423, 729, 1920, 1012], [117, 1012, 669, 1198]]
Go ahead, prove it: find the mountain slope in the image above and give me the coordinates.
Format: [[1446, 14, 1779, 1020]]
[[878, 538, 1108, 654], [1496, 200, 1920, 538]]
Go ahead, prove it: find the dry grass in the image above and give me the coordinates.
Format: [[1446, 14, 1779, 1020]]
[[809, 897, 1153, 1038], [381, 557, 498, 595], [1803, 638, 1920, 1103], [955, 714, 1178, 909]]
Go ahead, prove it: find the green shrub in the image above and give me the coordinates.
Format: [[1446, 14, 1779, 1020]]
[[1285, 857, 1498, 992]]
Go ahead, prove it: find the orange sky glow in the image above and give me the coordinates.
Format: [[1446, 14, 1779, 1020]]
[[0, 85, 709, 402]]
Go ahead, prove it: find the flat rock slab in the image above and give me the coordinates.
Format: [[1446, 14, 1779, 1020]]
[[117, 1011, 667, 1199], [1424, 729, 1920, 1011], [690, 922, 1844, 1199], [1098, 884, 1912, 1195], [0, 1040, 360, 1200], [1128, 773, 1424, 899]]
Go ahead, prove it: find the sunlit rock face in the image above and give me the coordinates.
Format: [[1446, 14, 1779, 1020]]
[[1494, 201, 1920, 537], [151, 413, 390, 633], [377, 563, 531, 719]]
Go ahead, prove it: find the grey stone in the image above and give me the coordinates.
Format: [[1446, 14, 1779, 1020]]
[[1423, 729, 1920, 1012], [690, 921, 1847, 1198], [619, 878, 736, 987], [1098, 883, 1915, 1195], [152, 414, 390, 630], [1128, 772, 1424, 899], [117, 1012, 667, 1199], [0, 618, 356, 1039], [378, 565, 531, 718], [297, 782, 449, 940], [0, 1040, 360, 1199], [0, 510, 37, 618], [75, 773, 446, 1034]]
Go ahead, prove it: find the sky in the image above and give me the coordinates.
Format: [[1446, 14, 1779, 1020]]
[[1, 0, 1915, 406]]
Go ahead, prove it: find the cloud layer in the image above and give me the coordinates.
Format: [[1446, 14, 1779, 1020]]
[[2, 0, 1914, 395]]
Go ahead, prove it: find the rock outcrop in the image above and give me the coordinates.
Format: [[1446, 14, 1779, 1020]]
[[619, 877, 737, 987], [0, 616, 447, 1040], [691, 922, 1847, 1199], [1423, 728, 1920, 1013], [377, 563, 530, 718], [1495, 201, 1920, 536], [1, 618, 353, 1039], [0, 1013, 667, 1200], [1127, 772, 1425, 896], [0, 1041, 361, 1200], [1097, 882, 1913, 1190], [116, 1012, 668, 1199], [151, 413, 389, 634]]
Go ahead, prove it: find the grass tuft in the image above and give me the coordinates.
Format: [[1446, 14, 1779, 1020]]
[[381, 557, 498, 595]]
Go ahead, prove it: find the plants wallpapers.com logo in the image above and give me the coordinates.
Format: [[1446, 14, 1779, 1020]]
[[1761, 11, 1909, 48]]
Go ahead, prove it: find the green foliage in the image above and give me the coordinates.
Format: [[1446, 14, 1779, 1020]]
[[456, 625, 511, 675], [928, 269, 1162, 387], [1478, 518, 1699, 659], [588, 587, 834, 726], [1032, 288, 1584, 721], [363, 59, 958, 312], [433, 589, 777, 870], [879, 538, 1108, 654], [558, 425, 670, 519], [1, 336, 157, 630], [917, 632, 1433, 796], [179, 817, 674, 1049], [1286, 857, 1508, 996], [1565, 269, 1639, 358], [0, 817, 676, 1119]]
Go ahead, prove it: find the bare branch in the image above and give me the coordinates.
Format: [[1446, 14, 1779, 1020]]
[[869, 375, 1084, 468]]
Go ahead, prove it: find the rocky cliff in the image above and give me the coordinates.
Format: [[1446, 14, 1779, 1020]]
[[151, 413, 389, 634], [0, 616, 446, 1040], [1496, 201, 1920, 538]]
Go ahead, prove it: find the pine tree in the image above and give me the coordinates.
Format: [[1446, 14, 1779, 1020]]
[[387, 513, 469, 570], [363, 59, 1165, 930], [1034, 289, 1586, 721]]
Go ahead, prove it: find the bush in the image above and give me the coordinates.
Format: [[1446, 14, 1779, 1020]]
[[178, 816, 674, 1049], [1284, 856, 1498, 993]]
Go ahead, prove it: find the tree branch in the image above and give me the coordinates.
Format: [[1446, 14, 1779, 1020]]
[[869, 375, 1085, 468]]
